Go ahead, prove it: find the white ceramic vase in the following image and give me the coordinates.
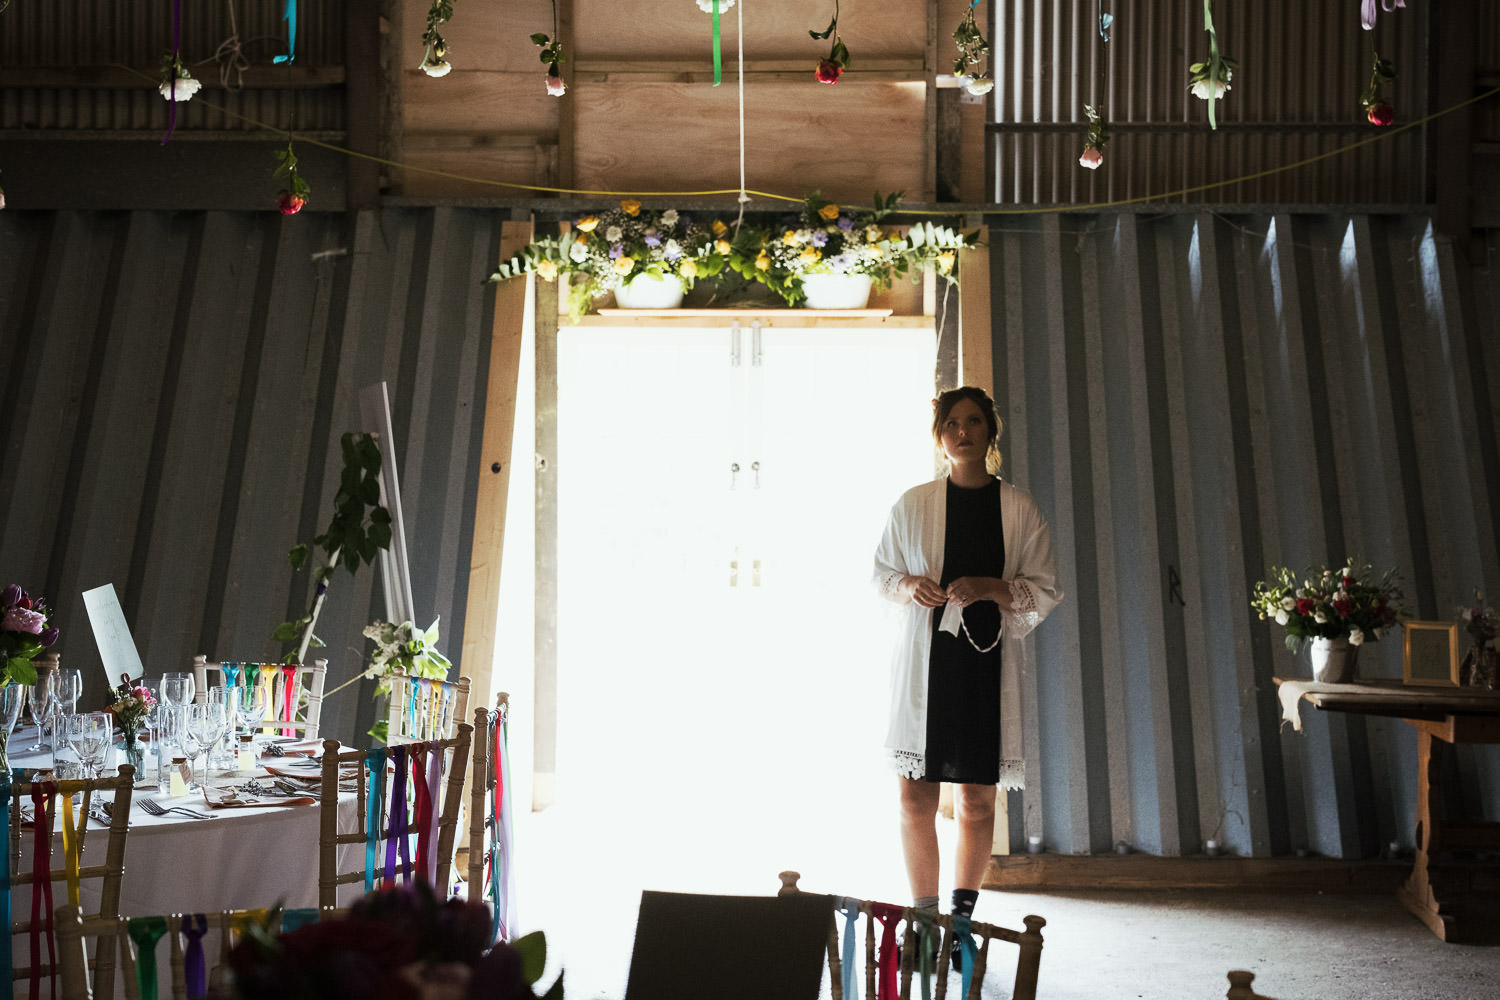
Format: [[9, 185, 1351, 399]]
[[612, 273, 684, 309], [801, 272, 873, 309], [1309, 636, 1358, 684]]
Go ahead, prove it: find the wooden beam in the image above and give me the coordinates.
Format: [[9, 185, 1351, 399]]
[[533, 271, 561, 811], [343, 0, 381, 211], [462, 219, 533, 755], [923, 0, 939, 202], [958, 237, 993, 393], [1431, 0, 1477, 259], [558, 0, 577, 191], [0, 66, 345, 88]]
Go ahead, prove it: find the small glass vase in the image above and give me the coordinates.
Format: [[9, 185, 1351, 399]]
[[1461, 642, 1500, 690], [120, 729, 146, 778]]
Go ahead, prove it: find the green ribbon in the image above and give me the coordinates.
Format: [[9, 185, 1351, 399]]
[[1203, 0, 1221, 131], [128, 916, 170, 1000], [712, 1, 722, 87], [912, 910, 938, 1000]]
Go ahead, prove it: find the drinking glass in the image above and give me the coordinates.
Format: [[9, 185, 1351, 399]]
[[25, 668, 57, 751], [184, 702, 226, 791], [65, 712, 112, 779], [228, 680, 269, 744], [0, 685, 25, 767], [55, 668, 82, 716], [206, 686, 235, 766], [159, 671, 196, 761]]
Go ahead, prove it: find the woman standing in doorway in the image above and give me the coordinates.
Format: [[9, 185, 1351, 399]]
[[872, 386, 1062, 956]]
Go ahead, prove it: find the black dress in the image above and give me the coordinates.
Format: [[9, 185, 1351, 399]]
[[923, 478, 1006, 785]]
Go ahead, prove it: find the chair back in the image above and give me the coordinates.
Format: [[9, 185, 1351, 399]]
[[6, 766, 136, 997], [778, 872, 1046, 1000], [467, 694, 514, 940], [191, 657, 328, 739], [385, 668, 471, 744], [317, 725, 472, 908]]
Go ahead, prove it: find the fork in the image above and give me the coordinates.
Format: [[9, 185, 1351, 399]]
[[139, 798, 218, 820]]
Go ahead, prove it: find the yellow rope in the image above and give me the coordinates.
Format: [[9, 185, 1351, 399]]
[[116, 63, 1496, 216]]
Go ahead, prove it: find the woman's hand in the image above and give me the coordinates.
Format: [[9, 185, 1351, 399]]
[[901, 575, 948, 608], [947, 576, 1013, 610]]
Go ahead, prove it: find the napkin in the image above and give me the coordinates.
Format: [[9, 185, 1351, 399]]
[[201, 787, 316, 809]]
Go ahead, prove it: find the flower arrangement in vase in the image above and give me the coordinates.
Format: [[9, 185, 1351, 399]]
[[105, 673, 156, 773], [1251, 560, 1405, 682], [1457, 591, 1500, 688], [1, 582, 59, 770]]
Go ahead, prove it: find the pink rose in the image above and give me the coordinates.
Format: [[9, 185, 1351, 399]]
[[3, 607, 45, 634], [815, 59, 843, 85], [1079, 147, 1103, 169], [277, 191, 306, 215], [1365, 103, 1394, 126], [546, 75, 566, 97]]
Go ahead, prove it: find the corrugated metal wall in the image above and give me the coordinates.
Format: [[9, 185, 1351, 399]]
[[994, 213, 1500, 858], [0, 207, 505, 743], [3, 205, 1497, 859]]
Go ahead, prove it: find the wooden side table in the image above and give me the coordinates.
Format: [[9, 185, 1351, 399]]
[[1276, 679, 1500, 942]]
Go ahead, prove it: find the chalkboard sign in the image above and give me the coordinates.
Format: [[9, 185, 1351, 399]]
[[1403, 621, 1459, 686]]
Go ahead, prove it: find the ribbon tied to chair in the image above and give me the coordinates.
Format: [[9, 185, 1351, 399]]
[[364, 748, 385, 893], [489, 707, 515, 943], [952, 913, 979, 999], [182, 913, 210, 998], [869, 902, 904, 1000], [279, 665, 298, 736], [834, 896, 861, 1000], [2, 770, 13, 1000], [28, 782, 60, 1000], [910, 908, 939, 1000], [128, 916, 170, 1000], [382, 745, 411, 887]]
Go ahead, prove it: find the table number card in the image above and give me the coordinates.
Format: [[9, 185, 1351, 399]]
[[81, 582, 146, 688]]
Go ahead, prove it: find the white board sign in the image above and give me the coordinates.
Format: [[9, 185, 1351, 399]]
[[81, 583, 145, 689]]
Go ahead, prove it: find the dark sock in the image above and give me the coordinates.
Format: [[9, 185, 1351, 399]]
[[951, 888, 979, 920]]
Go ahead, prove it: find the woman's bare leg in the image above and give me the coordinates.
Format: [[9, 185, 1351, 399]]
[[953, 783, 997, 891], [898, 777, 943, 898]]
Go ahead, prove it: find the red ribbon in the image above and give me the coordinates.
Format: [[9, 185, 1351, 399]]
[[870, 902, 905, 1000], [411, 748, 433, 884], [30, 782, 59, 999], [280, 665, 297, 736]]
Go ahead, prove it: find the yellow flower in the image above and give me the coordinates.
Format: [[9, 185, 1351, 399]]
[[715, 239, 732, 255], [536, 259, 559, 281], [937, 251, 955, 275], [620, 199, 642, 216], [575, 216, 600, 233], [818, 203, 840, 221], [679, 259, 698, 279], [755, 252, 770, 271], [613, 256, 635, 275], [799, 247, 820, 266], [712, 219, 728, 236], [782, 229, 801, 246]]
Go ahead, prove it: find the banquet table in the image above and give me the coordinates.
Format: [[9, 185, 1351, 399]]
[[8, 725, 366, 997]]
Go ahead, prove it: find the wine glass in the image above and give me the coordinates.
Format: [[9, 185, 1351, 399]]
[[65, 712, 112, 779], [159, 671, 196, 759], [0, 684, 25, 755], [184, 702, 226, 791], [55, 668, 82, 716], [228, 680, 269, 745], [25, 667, 57, 751]]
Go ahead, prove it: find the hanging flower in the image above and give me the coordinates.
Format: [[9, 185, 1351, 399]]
[[1359, 50, 1397, 126], [695, 0, 735, 9], [419, 0, 456, 77], [1361, 0, 1407, 31], [1079, 104, 1109, 170], [809, 2, 849, 85], [273, 141, 312, 216], [546, 73, 566, 96], [1188, 58, 1234, 101], [964, 76, 995, 97], [532, 31, 567, 97], [952, 7, 991, 83], [158, 51, 202, 102]]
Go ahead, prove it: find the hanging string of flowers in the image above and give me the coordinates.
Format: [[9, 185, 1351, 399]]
[[531, 0, 566, 96], [273, 140, 311, 215], [810, 0, 849, 85], [1360, 49, 1397, 126], [952, 4, 993, 97], [160, 0, 193, 144], [1187, 0, 1234, 130], [1078, 5, 1114, 170], [420, 0, 455, 77]]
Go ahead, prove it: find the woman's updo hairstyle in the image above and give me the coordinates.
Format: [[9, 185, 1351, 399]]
[[931, 385, 1004, 474]]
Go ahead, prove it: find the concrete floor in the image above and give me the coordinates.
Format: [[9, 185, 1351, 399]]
[[511, 788, 1500, 999]]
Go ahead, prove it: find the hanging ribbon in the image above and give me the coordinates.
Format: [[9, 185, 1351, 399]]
[[364, 749, 384, 893], [273, 0, 297, 64], [835, 897, 860, 1000], [162, 0, 183, 145], [711, 1, 723, 86], [128, 916, 170, 1000], [411, 748, 433, 885], [1203, 0, 1222, 131], [226, 908, 269, 938], [280, 665, 297, 736], [29, 783, 57, 1000], [869, 903, 903, 1000], [59, 789, 83, 908], [382, 746, 410, 885], [280, 908, 319, 932], [911, 909, 937, 1000], [221, 662, 242, 688], [952, 914, 979, 1000], [182, 914, 209, 999], [2, 771, 13, 1000], [260, 665, 279, 734], [490, 707, 515, 942]]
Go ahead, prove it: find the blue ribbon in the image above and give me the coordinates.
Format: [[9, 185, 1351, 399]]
[[1, 770, 12, 1000], [273, 0, 298, 64], [835, 897, 859, 1000], [364, 749, 384, 893], [281, 908, 319, 932], [221, 662, 241, 687], [952, 914, 979, 1000]]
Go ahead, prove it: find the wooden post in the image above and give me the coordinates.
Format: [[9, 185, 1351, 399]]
[[958, 237, 992, 392], [1013, 913, 1046, 1000]]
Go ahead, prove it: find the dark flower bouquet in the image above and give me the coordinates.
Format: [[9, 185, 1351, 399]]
[[105, 673, 156, 741], [2, 582, 59, 686], [227, 881, 563, 1000], [1458, 590, 1500, 647], [1251, 560, 1405, 652]]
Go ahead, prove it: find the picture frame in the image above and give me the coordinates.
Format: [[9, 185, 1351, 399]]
[[1402, 621, 1460, 687]]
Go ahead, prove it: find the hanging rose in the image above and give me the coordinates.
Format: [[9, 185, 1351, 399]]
[[532, 32, 567, 97], [158, 51, 202, 101], [1188, 58, 1234, 102], [1078, 104, 1109, 170], [952, 8, 991, 88], [273, 141, 312, 216], [419, 0, 456, 77], [1361, 0, 1407, 31], [1359, 51, 1397, 126], [1365, 102, 1394, 126], [809, 2, 849, 85]]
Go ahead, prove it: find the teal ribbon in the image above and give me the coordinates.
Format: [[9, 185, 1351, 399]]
[[364, 749, 384, 893], [128, 916, 170, 1000], [835, 897, 859, 1000], [711, 1, 722, 87], [273, 0, 297, 64], [281, 907, 319, 932], [952, 914, 979, 1000], [1, 770, 12, 1000], [221, 662, 241, 687]]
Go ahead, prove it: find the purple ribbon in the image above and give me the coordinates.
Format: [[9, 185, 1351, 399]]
[[162, 0, 182, 145], [181, 914, 209, 998], [382, 746, 410, 885]]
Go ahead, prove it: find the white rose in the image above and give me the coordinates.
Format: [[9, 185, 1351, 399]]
[[1314, 611, 1327, 624], [1274, 610, 1290, 626], [965, 77, 995, 97], [1280, 597, 1296, 611], [1190, 79, 1229, 101], [159, 75, 203, 101], [421, 60, 453, 79], [1349, 628, 1365, 646]]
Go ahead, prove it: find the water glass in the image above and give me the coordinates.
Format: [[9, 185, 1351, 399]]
[[26, 668, 57, 752], [65, 712, 112, 779], [55, 668, 82, 716], [184, 702, 226, 790]]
